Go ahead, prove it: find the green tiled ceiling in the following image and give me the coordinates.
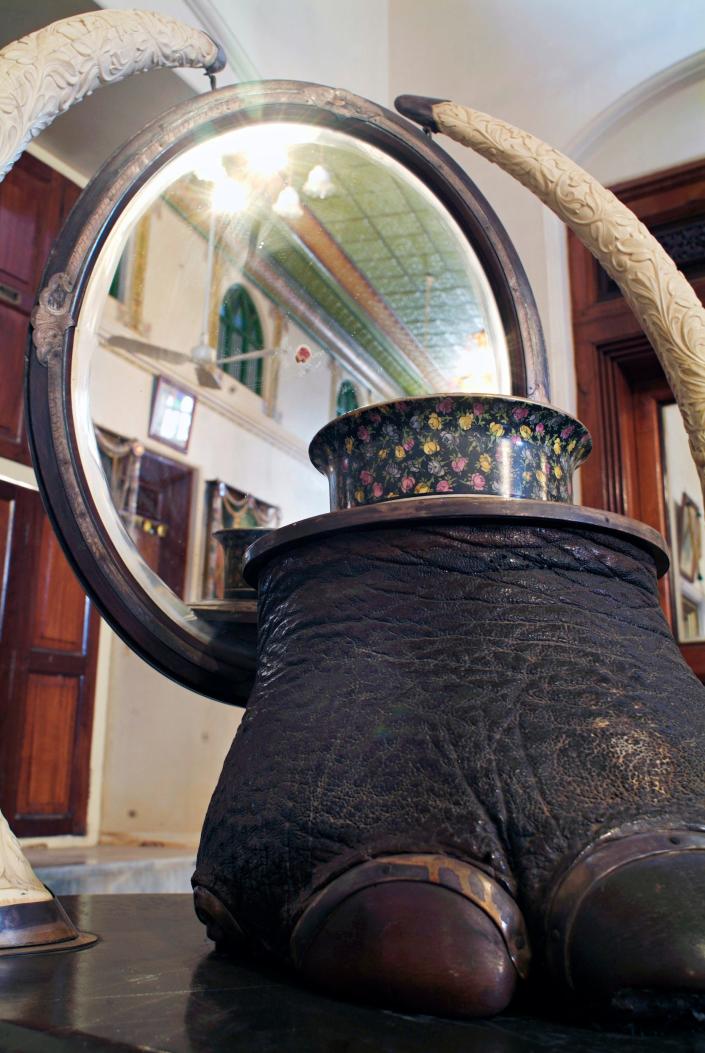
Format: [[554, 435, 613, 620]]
[[163, 132, 499, 396], [283, 140, 491, 382], [256, 219, 426, 394]]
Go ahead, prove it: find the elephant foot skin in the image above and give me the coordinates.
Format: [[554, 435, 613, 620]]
[[193, 522, 705, 1023]]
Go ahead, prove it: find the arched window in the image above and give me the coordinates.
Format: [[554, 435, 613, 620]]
[[336, 379, 359, 416], [218, 284, 265, 395]]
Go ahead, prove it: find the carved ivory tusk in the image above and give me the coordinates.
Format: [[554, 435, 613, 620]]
[[0, 809, 50, 907], [0, 9, 225, 181], [407, 98, 705, 503]]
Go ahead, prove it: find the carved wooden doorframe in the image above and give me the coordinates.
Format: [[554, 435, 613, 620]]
[[570, 157, 705, 677], [0, 153, 99, 837]]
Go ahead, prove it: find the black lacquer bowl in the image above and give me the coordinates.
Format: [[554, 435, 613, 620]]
[[309, 394, 592, 510]]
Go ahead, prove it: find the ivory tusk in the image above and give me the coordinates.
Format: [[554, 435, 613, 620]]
[[396, 95, 705, 503], [0, 808, 50, 907], [0, 9, 226, 181]]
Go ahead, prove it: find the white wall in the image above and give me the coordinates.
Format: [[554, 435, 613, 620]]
[[93, 0, 390, 104], [581, 75, 705, 186], [99, 645, 243, 843], [387, 0, 705, 412]]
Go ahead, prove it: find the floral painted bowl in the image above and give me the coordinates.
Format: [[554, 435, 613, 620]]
[[215, 527, 272, 596], [309, 394, 592, 510]]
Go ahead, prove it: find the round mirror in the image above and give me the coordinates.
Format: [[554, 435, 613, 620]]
[[27, 81, 547, 703]]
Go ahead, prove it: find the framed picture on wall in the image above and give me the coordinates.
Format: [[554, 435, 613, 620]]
[[677, 492, 702, 583], [148, 376, 196, 453]]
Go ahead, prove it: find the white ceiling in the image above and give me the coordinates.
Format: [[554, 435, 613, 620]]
[[3, 0, 702, 182]]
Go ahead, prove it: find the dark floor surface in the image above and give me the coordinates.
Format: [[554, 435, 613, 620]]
[[0, 895, 704, 1051]]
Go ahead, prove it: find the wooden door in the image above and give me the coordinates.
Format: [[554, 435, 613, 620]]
[[0, 484, 100, 837], [0, 153, 80, 463], [134, 450, 193, 599], [570, 157, 705, 676]]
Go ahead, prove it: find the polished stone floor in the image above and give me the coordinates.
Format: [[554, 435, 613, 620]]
[[0, 895, 704, 1052], [26, 843, 196, 894]]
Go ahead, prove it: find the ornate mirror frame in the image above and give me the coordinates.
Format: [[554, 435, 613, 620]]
[[26, 80, 549, 704]]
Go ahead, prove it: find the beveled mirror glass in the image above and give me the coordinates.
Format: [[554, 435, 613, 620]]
[[28, 82, 547, 701]]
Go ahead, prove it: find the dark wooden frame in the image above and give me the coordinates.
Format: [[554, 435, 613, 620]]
[[676, 492, 701, 584], [26, 81, 549, 705], [570, 157, 705, 678]]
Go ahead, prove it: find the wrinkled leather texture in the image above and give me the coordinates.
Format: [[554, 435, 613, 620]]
[[194, 523, 705, 957]]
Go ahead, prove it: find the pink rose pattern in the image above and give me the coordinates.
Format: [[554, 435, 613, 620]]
[[310, 397, 591, 509]]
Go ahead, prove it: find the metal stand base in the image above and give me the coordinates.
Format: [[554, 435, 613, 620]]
[[0, 895, 97, 957]]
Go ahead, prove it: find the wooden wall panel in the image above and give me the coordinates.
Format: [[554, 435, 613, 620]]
[[15, 674, 79, 817], [0, 153, 61, 313], [0, 486, 14, 637], [0, 153, 80, 465], [30, 518, 88, 654], [0, 303, 30, 457]]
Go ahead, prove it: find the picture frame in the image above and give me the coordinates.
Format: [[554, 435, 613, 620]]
[[201, 479, 280, 599], [677, 492, 702, 583], [148, 375, 196, 453]]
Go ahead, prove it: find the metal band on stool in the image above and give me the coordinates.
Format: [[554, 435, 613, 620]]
[[290, 853, 531, 978], [546, 827, 705, 991], [243, 495, 669, 585]]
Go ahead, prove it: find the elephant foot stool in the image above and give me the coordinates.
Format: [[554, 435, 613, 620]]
[[193, 396, 705, 1022]]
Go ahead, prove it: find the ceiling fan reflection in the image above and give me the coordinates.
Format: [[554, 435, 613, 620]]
[[106, 334, 280, 390]]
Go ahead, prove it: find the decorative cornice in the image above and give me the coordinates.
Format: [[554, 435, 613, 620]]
[[0, 9, 224, 181], [566, 48, 705, 162]]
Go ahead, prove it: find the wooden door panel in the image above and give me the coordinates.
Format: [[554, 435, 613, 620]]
[[0, 157, 92, 835], [0, 153, 61, 314], [30, 517, 89, 654], [0, 484, 99, 835], [15, 673, 79, 817], [0, 303, 30, 460], [0, 153, 80, 465]]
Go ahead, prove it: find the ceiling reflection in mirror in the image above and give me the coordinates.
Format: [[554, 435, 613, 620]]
[[73, 120, 513, 607]]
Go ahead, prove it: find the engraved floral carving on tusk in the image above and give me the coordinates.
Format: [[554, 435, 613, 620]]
[[428, 100, 705, 500], [0, 9, 225, 181], [31, 272, 74, 365]]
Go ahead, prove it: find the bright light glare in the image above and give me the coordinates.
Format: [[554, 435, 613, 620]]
[[303, 164, 335, 199], [212, 178, 249, 214], [273, 186, 303, 220], [193, 146, 227, 184], [452, 329, 499, 393], [235, 124, 312, 177]]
